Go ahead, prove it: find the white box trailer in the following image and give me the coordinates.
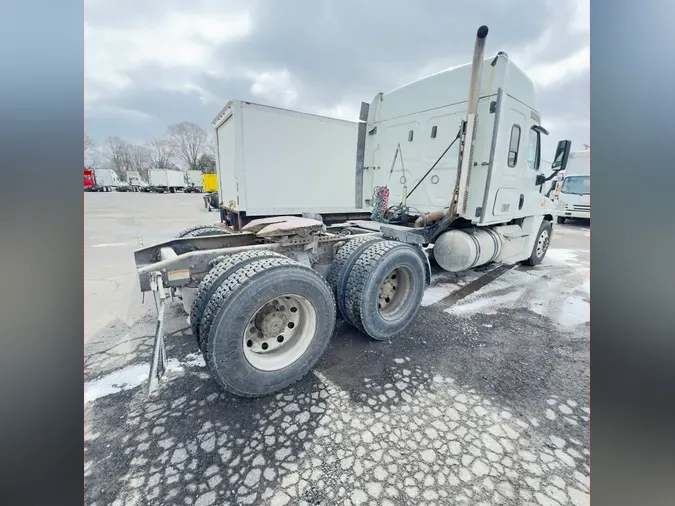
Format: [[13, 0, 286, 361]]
[[212, 101, 366, 225], [148, 169, 186, 193], [93, 168, 120, 192]]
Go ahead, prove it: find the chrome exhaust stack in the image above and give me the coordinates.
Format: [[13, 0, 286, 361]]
[[467, 25, 489, 118], [454, 25, 489, 216]]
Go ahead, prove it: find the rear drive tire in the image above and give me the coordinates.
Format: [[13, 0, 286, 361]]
[[343, 241, 426, 341], [557, 216, 566, 224], [191, 250, 286, 351], [175, 224, 228, 238], [524, 219, 552, 266], [203, 257, 336, 397], [326, 235, 382, 323]]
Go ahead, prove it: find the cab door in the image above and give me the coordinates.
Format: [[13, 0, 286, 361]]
[[479, 90, 527, 224]]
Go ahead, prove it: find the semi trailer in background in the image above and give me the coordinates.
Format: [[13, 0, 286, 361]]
[[148, 169, 186, 193], [133, 25, 572, 397]]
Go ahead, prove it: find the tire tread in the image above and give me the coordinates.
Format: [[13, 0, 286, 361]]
[[326, 235, 382, 322], [176, 224, 227, 238], [203, 257, 335, 397], [343, 240, 402, 332], [190, 250, 286, 350]]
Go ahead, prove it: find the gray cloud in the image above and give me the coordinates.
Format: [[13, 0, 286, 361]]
[[85, 0, 589, 156]]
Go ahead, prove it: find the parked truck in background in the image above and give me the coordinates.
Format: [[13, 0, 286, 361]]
[[148, 169, 186, 193], [133, 26, 572, 397], [90, 168, 121, 192], [185, 170, 203, 193], [127, 171, 147, 191], [203, 173, 218, 193], [555, 149, 590, 223], [202, 173, 219, 211], [84, 169, 95, 191]]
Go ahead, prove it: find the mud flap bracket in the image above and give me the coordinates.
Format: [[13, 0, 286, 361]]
[[147, 271, 168, 395]]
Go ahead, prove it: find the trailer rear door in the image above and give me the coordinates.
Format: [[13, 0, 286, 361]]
[[215, 107, 239, 209]]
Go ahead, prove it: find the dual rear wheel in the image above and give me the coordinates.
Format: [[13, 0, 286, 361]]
[[189, 238, 426, 397]]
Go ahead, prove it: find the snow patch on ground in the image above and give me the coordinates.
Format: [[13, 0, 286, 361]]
[[85, 353, 207, 404], [441, 257, 589, 327], [543, 249, 586, 267], [422, 271, 483, 307], [536, 295, 589, 327], [445, 290, 524, 316], [422, 284, 460, 306]]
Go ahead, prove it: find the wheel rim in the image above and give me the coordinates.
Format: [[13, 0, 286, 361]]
[[377, 267, 413, 320], [243, 294, 317, 371], [536, 229, 550, 258]]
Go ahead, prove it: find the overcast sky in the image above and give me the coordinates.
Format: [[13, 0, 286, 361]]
[[85, 0, 589, 160]]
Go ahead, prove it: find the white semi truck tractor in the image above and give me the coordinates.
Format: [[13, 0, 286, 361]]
[[133, 25, 572, 397]]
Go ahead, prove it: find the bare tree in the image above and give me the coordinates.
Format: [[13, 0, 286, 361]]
[[85, 135, 100, 169], [146, 138, 176, 171], [105, 136, 133, 178], [166, 121, 208, 171], [204, 138, 216, 157], [128, 145, 151, 180]]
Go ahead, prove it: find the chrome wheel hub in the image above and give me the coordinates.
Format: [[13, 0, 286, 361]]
[[243, 295, 317, 370]]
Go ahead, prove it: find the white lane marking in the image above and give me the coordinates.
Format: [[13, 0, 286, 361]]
[[91, 242, 127, 248]]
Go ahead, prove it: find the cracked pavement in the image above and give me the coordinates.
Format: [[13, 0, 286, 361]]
[[85, 193, 590, 506]]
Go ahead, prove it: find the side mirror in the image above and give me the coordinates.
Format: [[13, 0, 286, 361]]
[[551, 140, 572, 172]]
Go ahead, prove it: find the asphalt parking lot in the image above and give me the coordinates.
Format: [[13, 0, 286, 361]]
[[85, 192, 590, 506]]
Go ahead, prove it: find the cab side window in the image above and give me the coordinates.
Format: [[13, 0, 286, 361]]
[[507, 125, 521, 167], [527, 127, 540, 170]]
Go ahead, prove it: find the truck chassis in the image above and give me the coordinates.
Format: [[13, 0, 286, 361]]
[[138, 217, 437, 396]]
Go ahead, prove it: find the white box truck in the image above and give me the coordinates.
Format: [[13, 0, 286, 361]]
[[92, 168, 120, 192], [148, 169, 186, 193], [554, 149, 590, 223], [185, 170, 203, 193], [212, 101, 366, 227]]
